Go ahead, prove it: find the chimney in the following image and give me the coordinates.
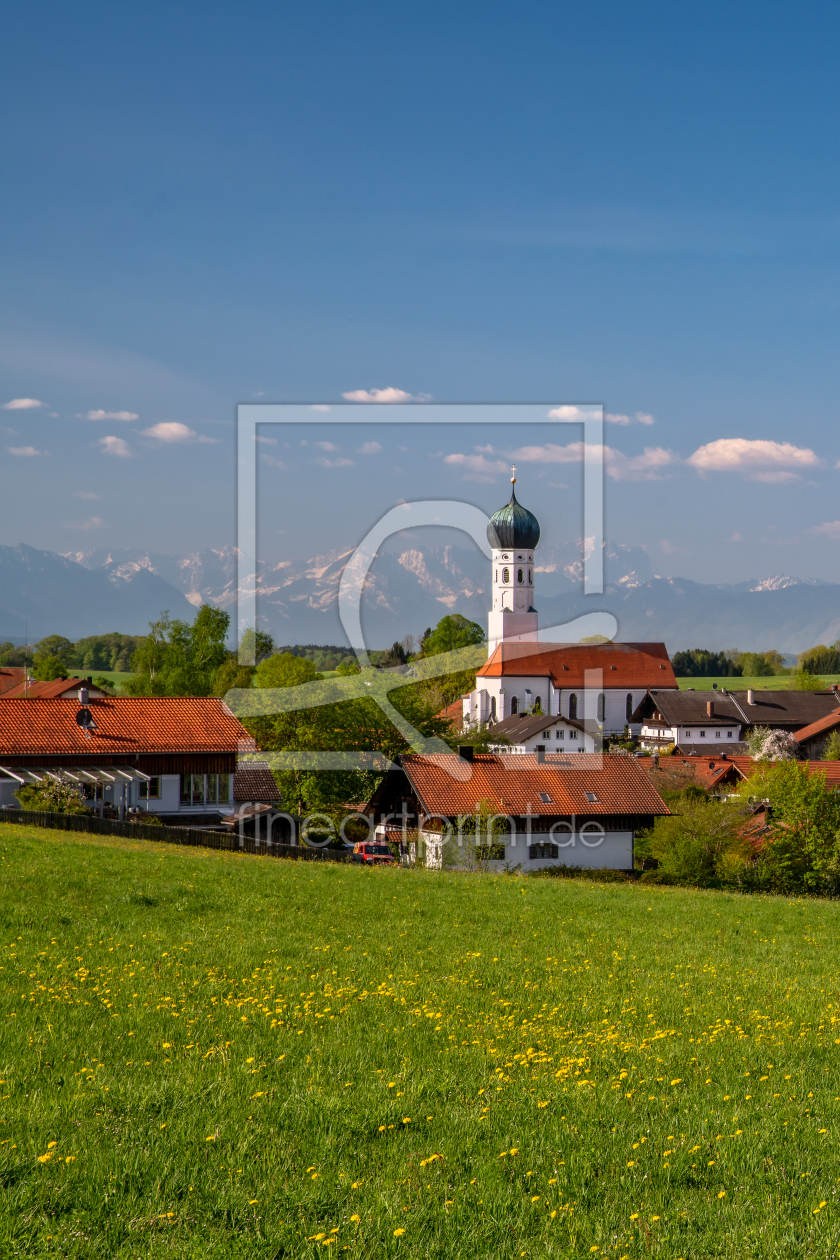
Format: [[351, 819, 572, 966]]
[[458, 745, 474, 762], [747, 689, 755, 705], [78, 686, 89, 705], [536, 748, 546, 764], [706, 700, 714, 717]]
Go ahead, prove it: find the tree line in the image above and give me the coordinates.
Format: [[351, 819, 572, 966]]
[[672, 642, 840, 688]]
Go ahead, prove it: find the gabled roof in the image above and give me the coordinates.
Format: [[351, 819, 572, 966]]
[[477, 641, 677, 689], [793, 709, 840, 743], [0, 697, 256, 758], [233, 761, 282, 802], [398, 752, 669, 818], [1, 676, 107, 700], [0, 667, 26, 696], [487, 712, 588, 741], [635, 687, 840, 729], [660, 754, 840, 791], [634, 689, 744, 726]]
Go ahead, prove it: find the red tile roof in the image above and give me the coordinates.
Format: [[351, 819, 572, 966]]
[[477, 641, 677, 689], [662, 754, 840, 791], [793, 709, 840, 743], [0, 677, 106, 699], [0, 697, 256, 758], [434, 698, 466, 728], [0, 667, 26, 696], [399, 752, 669, 817]]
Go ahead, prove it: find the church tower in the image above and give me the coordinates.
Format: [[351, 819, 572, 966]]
[[486, 466, 541, 655]]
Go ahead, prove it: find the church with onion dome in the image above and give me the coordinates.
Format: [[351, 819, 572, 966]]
[[461, 469, 678, 737]]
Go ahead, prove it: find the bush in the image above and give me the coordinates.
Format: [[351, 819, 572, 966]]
[[14, 781, 92, 815], [643, 799, 748, 887]]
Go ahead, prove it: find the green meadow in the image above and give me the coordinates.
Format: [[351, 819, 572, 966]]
[[2, 825, 840, 1258], [677, 676, 840, 692]]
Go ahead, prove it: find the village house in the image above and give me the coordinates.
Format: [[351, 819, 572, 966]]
[[367, 748, 669, 872], [792, 709, 840, 760], [459, 469, 678, 736], [633, 687, 840, 754], [0, 675, 109, 699], [487, 711, 599, 753], [0, 693, 257, 822]]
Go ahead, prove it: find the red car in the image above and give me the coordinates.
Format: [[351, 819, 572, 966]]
[[350, 841, 397, 866]]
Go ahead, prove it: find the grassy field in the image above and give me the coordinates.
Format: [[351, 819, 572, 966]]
[[677, 675, 840, 692], [2, 828, 840, 1258]]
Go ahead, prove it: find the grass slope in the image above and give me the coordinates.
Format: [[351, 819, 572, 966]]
[[1, 827, 839, 1258], [677, 675, 840, 692]]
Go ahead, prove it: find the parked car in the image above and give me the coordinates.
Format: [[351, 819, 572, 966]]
[[350, 841, 397, 866]]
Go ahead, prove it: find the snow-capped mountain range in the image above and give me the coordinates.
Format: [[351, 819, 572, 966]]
[[0, 539, 836, 652]]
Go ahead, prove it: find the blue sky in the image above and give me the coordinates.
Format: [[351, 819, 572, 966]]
[[3, 1, 840, 586]]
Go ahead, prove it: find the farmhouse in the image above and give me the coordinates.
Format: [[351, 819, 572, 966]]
[[460, 468, 677, 735], [0, 675, 109, 699], [367, 749, 669, 871], [633, 687, 840, 754], [0, 695, 256, 822]]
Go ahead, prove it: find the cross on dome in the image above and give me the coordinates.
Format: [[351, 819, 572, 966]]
[[511, 463, 516, 483]]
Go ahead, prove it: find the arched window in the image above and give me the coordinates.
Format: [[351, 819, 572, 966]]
[[626, 692, 634, 722], [533, 696, 542, 714], [511, 697, 519, 715], [597, 693, 606, 723], [528, 569, 532, 584], [502, 567, 510, 583], [568, 694, 577, 720], [494, 569, 497, 583], [517, 568, 524, 583], [490, 696, 496, 720]]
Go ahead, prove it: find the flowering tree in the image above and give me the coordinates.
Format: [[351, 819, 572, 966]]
[[746, 725, 799, 761]]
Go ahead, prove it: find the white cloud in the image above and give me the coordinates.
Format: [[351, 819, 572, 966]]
[[444, 452, 509, 483], [342, 387, 430, 403], [73, 516, 105, 531], [317, 456, 355, 468], [659, 539, 689, 554], [254, 435, 277, 444], [261, 454, 288, 469], [75, 491, 99, 499], [311, 404, 330, 412], [687, 438, 818, 476], [3, 398, 43, 410], [97, 435, 131, 457], [8, 445, 42, 456], [546, 405, 600, 421], [509, 441, 676, 481], [811, 520, 840, 539], [359, 440, 382, 455], [141, 421, 216, 444], [606, 410, 655, 426], [84, 409, 138, 421], [314, 440, 337, 451]]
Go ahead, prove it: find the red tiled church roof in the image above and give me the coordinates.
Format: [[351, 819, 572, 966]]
[[0, 697, 256, 758], [476, 641, 677, 689], [399, 752, 669, 817]]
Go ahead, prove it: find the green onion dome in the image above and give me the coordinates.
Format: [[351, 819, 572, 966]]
[[486, 485, 541, 550]]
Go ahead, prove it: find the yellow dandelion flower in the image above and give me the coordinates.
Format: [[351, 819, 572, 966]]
[[718, 1190, 726, 1199], [47, 1142, 57, 1149], [249, 1199, 258, 1204], [627, 1160, 635, 1167], [205, 1135, 216, 1142], [630, 1214, 639, 1221], [531, 1195, 540, 1202], [350, 1215, 361, 1223], [394, 1227, 406, 1236]]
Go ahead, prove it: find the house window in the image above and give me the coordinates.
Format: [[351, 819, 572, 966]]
[[538, 792, 553, 803], [569, 729, 578, 740], [715, 730, 721, 739], [699, 730, 706, 738], [181, 774, 206, 806], [206, 773, 230, 804], [502, 567, 510, 583], [517, 568, 524, 583], [510, 697, 518, 715], [145, 777, 160, 800], [584, 791, 599, 803], [568, 694, 578, 720], [529, 842, 558, 860], [597, 693, 606, 723], [542, 731, 552, 740], [556, 729, 564, 739], [626, 693, 634, 722], [685, 730, 691, 738], [727, 730, 732, 738]]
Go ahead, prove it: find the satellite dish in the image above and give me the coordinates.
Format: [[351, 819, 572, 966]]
[[76, 707, 95, 729]]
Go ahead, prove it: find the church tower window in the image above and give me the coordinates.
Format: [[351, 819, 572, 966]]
[[568, 694, 578, 720]]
